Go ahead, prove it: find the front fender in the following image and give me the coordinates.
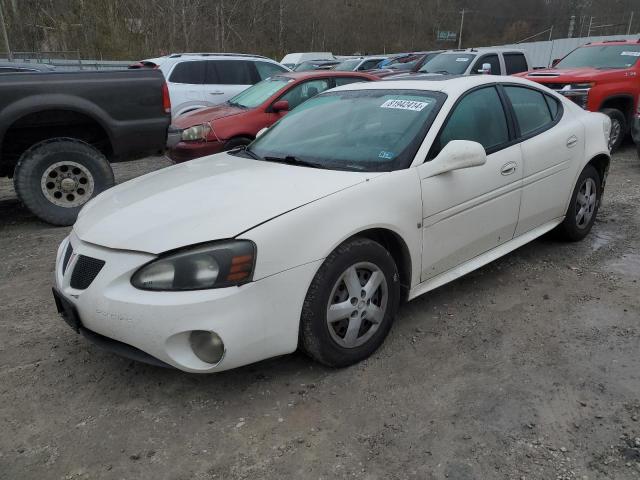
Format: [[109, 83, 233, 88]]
[[239, 168, 423, 288]]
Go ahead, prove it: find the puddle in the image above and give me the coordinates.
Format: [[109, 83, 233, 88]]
[[605, 254, 640, 278]]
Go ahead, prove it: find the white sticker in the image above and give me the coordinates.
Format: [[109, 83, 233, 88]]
[[621, 51, 640, 57], [380, 99, 430, 111], [456, 57, 470, 62]]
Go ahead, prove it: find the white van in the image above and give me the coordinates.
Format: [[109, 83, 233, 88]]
[[280, 52, 334, 69]]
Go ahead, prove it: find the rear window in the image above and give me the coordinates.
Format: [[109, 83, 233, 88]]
[[169, 61, 206, 84], [504, 53, 529, 74], [505, 86, 553, 136]]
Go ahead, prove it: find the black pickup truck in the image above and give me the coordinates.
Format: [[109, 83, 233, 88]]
[[0, 69, 170, 225]]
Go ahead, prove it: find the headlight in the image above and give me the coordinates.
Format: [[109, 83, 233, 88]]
[[131, 240, 256, 291], [181, 123, 211, 142]]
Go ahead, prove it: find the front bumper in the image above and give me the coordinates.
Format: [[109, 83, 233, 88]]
[[54, 233, 322, 373]]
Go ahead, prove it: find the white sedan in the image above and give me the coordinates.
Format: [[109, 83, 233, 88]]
[[53, 76, 611, 373]]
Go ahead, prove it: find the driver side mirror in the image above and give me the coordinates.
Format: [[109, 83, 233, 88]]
[[430, 140, 487, 176], [272, 100, 290, 112], [477, 63, 492, 75]]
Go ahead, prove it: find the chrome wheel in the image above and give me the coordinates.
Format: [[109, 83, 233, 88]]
[[40, 161, 95, 208], [575, 177, 597, 229], [609, 119, 621, 151], [326, 262, 388, 348]]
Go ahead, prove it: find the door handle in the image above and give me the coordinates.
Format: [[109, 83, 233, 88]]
[[566, 135, 578, 148], [500, 162, 517, 176]]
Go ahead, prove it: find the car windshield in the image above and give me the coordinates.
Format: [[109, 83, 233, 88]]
[[228, 77, 292, 108], [294, 62, 322, 72], [420, 54, 475, 74], [556, 45, 640, 69], [386, 55, 422, 70], [247, 89, 445, 172], [334, 59, 362, 71]]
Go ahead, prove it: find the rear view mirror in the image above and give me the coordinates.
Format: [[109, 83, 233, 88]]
[[272, 100, 290, 112], [431, 140, 487, 175]]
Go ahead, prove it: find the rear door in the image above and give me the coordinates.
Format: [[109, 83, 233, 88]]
[[502, 84, 583, 234], [166, 60, 207, 116], [419, 85, 523, 280], [204, 60, 258, 105]]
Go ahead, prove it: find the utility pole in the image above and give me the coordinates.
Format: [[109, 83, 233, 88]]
[[0, 2, 12, 61], [587, 16, 593, 37], [568, 15, 575, 38], [628, 11, 634, 35], [458, 8, 465, 49], [548, 24, 554, 41]]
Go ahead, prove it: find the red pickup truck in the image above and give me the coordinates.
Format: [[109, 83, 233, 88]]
[[517, 39, 640, 151]]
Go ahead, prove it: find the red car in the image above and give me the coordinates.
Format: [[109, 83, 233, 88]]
[[166, 70, 379, 162], [517, 39, 640, 151]]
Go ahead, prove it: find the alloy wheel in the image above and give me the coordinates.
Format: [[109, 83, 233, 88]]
[[575, 177, 597, 229], [41, 161, 95, 208], [326, 262, 388, 348]]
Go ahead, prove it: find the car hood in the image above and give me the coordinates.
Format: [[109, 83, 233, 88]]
[[74, 153, 374, 254], [173, 103, 247, 128], [522, 67, 623, 81]]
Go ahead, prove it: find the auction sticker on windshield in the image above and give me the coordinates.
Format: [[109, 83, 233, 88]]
[[621, 51, 640, 57], [380, 99, 432, 111]]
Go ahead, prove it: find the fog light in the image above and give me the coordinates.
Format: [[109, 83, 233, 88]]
[[189, 330, 225, 364]]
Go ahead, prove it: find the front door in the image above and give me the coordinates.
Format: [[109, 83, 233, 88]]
[[419, 85, 523, 280]]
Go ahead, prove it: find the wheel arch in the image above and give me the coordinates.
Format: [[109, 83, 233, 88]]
[[587, 153, 611, 190], [339, 228, 413, 303], [599, 95, 634, 126]]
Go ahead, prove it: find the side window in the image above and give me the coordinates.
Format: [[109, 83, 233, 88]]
[[255, 61, 287, 80], [210, 60, 255, 85], [169, 61, 206, 84], [279, 79, 331, 109], [504, 86, 553, 136], [472, 54, 500, 75], [504, 53, 528, 75], [544, 94, 559, 119], [334, 76, 368, 87], [437, 86, 509, 153], [360, 59, 381, 70]]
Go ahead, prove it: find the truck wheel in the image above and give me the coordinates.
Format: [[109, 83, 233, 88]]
[[600, 108, 626, 151], [13, 138, 114, 226]]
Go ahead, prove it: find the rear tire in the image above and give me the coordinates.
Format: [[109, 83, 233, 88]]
[[299, 238, 400, 367], [555, 165, 601, 242], [13, 138, 114, 226], [600, 108, 626, 151]]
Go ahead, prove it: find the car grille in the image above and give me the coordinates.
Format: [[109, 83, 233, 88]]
[[62, 244, 73, 274], [70, 255, 106, 290]]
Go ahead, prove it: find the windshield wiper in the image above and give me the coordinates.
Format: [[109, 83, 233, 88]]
[[229, 145, 262, 160], [263, 155, 325, 169], [227, 101, 247, 109]]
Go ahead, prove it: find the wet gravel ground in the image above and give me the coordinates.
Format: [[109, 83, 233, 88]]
[[1, 148, 639, 480]]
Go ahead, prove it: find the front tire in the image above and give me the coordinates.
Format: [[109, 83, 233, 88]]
[[299, 238, 400, 367], [555, 165, 601, 242], [600, 108, 626, 151], [13, 138, 115, 226]]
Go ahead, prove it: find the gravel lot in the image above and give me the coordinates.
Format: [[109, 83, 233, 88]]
[[1, 148, 639, 480]]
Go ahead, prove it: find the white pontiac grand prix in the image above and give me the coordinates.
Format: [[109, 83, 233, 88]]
[[53, 75, 611, 373]]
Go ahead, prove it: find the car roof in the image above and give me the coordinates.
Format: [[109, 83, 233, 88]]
[[585, 39, 640, 46], [277, 70, 379, 81], [439, 47, 525, 54], [329, 74, 544, 96]]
